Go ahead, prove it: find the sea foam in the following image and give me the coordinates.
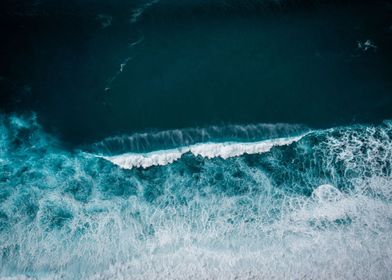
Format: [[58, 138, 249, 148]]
[[1, 114, 392, 280], [99, 135, 306, 169]]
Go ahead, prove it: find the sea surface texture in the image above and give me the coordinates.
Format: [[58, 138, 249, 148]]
[[1, 114, 392, 279], [0, 0, 392, 279]]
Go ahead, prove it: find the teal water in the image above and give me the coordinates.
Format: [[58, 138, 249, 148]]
[[0, 0, 392, 279], [1, 114, 392, 279]]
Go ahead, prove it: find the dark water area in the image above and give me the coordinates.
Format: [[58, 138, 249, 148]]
[[0, 0, 391, 146]]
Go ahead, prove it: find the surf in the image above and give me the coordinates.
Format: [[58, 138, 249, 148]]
[[95, 134, 307, 169], [0, 113, 391, 279]]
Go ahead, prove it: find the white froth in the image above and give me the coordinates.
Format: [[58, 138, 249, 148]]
[[99, 135, 306, 169], [3, 115, 392, 280], [103, 149, 184, 169]]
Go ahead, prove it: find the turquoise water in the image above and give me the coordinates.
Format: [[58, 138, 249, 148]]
[[1, 114, 392, 279], [0, 0, 392, 279]]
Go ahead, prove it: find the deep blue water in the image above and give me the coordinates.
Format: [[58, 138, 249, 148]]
[[0, 0, 392, 279], [1, 0, 391, 144]]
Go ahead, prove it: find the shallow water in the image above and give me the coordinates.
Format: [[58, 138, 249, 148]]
[[1, 114, 392, 279]]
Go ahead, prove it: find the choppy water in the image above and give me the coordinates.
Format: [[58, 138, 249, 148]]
[[1, 0, 392, 279], [1, 114, 392, 279]]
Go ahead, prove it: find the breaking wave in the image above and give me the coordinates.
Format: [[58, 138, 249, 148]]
[[0, 113, 392, 279], [95, 135, 307, 169]]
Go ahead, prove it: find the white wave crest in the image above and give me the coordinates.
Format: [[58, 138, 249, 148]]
[[98, 134, 307, 169]]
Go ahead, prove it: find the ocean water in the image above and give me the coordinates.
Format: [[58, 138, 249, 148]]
[[1, 114, 392, 279], [1, 0, 392, 144], [1, 0, 392, 279]]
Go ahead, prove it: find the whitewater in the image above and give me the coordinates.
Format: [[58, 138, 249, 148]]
[[0, 113, 391, 279], [97, 135, 306, 169]]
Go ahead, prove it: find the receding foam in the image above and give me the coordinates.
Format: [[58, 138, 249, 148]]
[[1, 114, 392, 280]]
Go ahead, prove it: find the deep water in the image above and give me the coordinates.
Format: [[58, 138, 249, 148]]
[[1, 0, 391, 145]]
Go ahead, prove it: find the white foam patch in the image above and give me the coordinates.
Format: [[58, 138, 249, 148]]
[[98, 134, 306, 169], [84, 183, 392, 280]]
